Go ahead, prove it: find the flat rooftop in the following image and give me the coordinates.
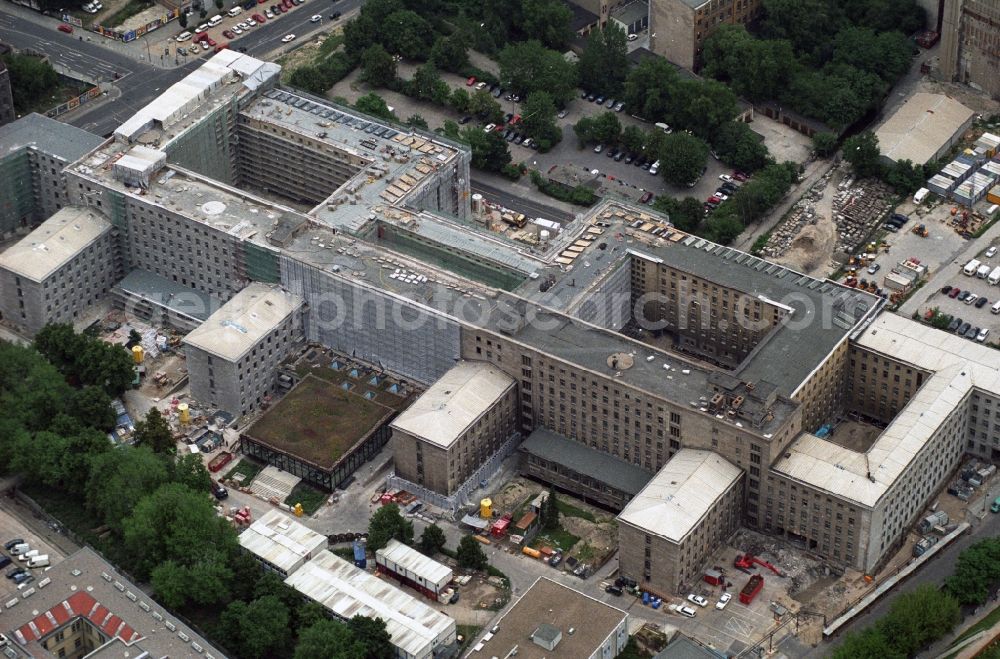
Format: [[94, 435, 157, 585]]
[[617, 449, 742, 543], [284, 551, 455, 659], [238, 509, 328, 575], [0, 547, 221, 657], [875, 92, 975, 164], [182, 282, 301, 362], [0, 112, 104, 161], [118, 268, 220, 322], [521, 427, 653, 497], [775, 313, 1000, 508], [482, 577, 627, 659], [0, 206, 110, 281], [243, 373, 396, 469], [390, 361, 514, 449], [376, 539, 452, 589]]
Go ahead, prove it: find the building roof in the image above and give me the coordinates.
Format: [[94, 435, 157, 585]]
[[612, 0, 649, 27], [521, 428, 653, 496], [284, 551, 455, 659], [390, 361, 514, 449], [0, 112, 104, 161], [0, 547, 222, 658], [238, 509, 328, 575], [565, 0, 599, 33], [481, 577, 627, 659], [182, 282, 302, 362], [0, 206, 110, 281], [117, 268, 220, 322], [617, 449, 742, 543], [775, 313, 1000, 508], [375, 539, 453, 589], [875, 92, 975, 164]]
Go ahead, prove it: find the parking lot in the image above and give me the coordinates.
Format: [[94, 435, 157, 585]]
[[921, 245, 1000, 344], [0, 503, 67, 589]]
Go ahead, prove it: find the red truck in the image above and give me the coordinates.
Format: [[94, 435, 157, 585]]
[[208, 451, 234, 473], [739, 575, 764, 604]]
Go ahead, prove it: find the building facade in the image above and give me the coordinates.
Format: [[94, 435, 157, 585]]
[[648, 0, 763, 70], [0, 206, 122, 335], [939, 0, 1000, 100], [0, 59, 14, 127]]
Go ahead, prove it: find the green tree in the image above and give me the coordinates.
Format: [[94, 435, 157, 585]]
[[295, 619, 366, 659], [122, 482, 238, 578], [418, 524, 447, 554], [367, 503, 414, 551], [712, 121, 771, 173], [288, 65, 332, 95], [622, 58, 679, 122], [670, 78, 738, 140], [652, 196, 703, 233], [587, 111, 622, 145], [34, 322, 83, 373], [381, 10, 434, 59], [843, 131, 882, 179], [830, 627, 902, 659], [170, 452, 213, 493], [218, 596, 291, 659], [461, 127, 512, 172], [133, 408, 174, 454], [86, 446, 170, 531], [541, 490, 559, 530], [702, 213, 745, 244], [658, 132, 709, 186], [449, 88, 471, 114], [945, 538, 1000, 605], [406, 114, 428, 129], [498, 40, 577, 105], [520, 91, 561, 150], [360, 44, 397, 88], [620, 126, 646, 156], [812, 131, 838, 157], [468, 90, 503, 123], [71, 385, 115, 432], [150, 553, 233, 609], [1, 54, 59, 113], [456, 534, 488, 570], [354, 93, 396, 120], [880, 585, 960, 656], [701, 25, 795, 103], [348, 615, 394, 659], [884, 159, 925, 194], [521, 0, 573, 50], [441, 119, 462, 141], [577, 25, 629, 97], [409, 63, 450, 104], [429, 34, 468, 73]]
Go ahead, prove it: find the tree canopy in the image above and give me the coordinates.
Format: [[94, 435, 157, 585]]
[[461, 127, 512, 172], [457, 534, 488, 570], [498, 41, 577, 106], [367, 503, 415, 551], [354, 93, 396, 121], [360, 44, 397, 88], [577, 25, 630, 98], [419, 524, 447, 555], [657, 132, 709, 187], [34, 323, 134, 396], [520, 91, 561, 150]]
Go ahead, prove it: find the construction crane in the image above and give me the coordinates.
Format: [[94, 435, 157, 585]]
[[734, 554, 785, 577]]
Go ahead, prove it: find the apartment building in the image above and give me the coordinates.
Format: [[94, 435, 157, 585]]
[[0, 206, 122, 335], [939, 0, 1000, 100], [0, 59, 13, 127], [0, 113, 103, 235], [649, 0, 763, 70], [391, 361, 518, 496], [182, 283, 304, 416], [618, 449, 744, 595]]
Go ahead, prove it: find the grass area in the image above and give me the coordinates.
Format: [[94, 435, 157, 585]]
[[533, 527, 580, 553], [556, 498, 597, 522], [246, 374, 393, 468], [223, 458, 265, 483], [20, 79, 91, 116], [457, 625, 481, 653], [104, 0, 154, 28], [284, 481, 328, 515], [21, 484, 124, 563], [951, 603, 1000, 647], [318, 33, 344, 59], [332, 547, 355, 561]]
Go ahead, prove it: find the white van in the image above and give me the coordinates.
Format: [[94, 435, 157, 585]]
[[10, 543, 29, 556], [913, 187, 929, 204], [207, 14, 223, 26], [989, 267, 1000, 285], [27, 555, 49, 569], [992, 300, 1000, 314], [227, 6, 242, 16], [18, 549, 38, 562], [176, 31, 193, 42], [965, 259, 982, 276], [196, 22, 210, 31], [649, 160, 660, 175], [977, 264, 992, 279]]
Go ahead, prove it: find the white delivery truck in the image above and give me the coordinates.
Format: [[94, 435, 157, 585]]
[[978, 264, 992, 279], [27, 555, 49, 569], [913, 187, 929, 204], [989, 267, 1000, 285], [964, 259, 982, 275]]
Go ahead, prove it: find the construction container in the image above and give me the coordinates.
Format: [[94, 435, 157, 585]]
[[522, 546, 542, 559], [376, 539, 452, 597], [739, 575, 764, 604], [352, 539, 367, 569], [703, 569, 724, 586]]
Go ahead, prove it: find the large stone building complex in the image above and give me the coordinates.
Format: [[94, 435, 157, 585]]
[[1, 51, 993, 597], [649, 0, 763, 70], [939, 0, 1000, 100]]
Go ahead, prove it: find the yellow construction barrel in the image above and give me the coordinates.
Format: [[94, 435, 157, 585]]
[[178, 403, 190, 424], [480, 498, 492, 519], [132, 344, 144, 364]]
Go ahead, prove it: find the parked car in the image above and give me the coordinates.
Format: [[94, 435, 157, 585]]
[[606, 147, 616, 158], [987, 246, 998, 258], [734, 171, 748, 181], [639, 191, 653, 204], [491, 87, 503, 98], [223, 29, 235, 38], [941, 285, 953, 295], [213, 484, 229, 500], [958, 321, 972, 335], [309, 13, 321, 21], [587, 93, 596, 101], [719, 174, 734, 183], [949, 288, 962, 298], [976, 297, 989, 308], [458, 115, 472, 124], [595, 95, 605, 104], [593, 144, 604, 153], [966, 325, 979, 339], [977, 328, 990, 342], [466, 76, 476, 86], [958, 290, 970, 301], [627, 33, 638, 41], [948, 317, 962, 331], [557, 109, 568, 119], [281, 34, 296, 42], [966, 293, 979, 305], [614, 101, 625, 112], [676, 605, 697, 618], [605, 98, 616, 108], [716, 593, 732, 609], [867, 263, 880, 275], [0, 556, 10, 570], [605, 584, 623, 596], [330, 10, 340, 18], [687, 594, 709, 607], [252, 13, 265, 22], [265, 9, 273, 17], [6, 566, 26, 579], [614, 151, 625, 161], [57, 23, 73, 33], [3, 539, 24, 551]]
